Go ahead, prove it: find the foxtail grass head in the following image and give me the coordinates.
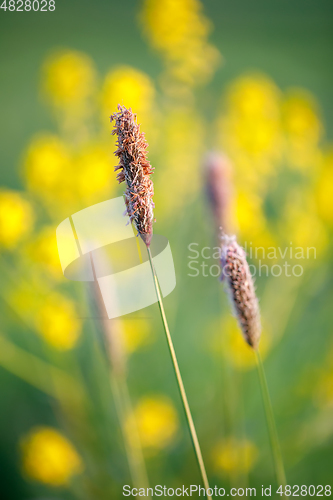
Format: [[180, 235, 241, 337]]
[[110, 105, 154, 246], [221, 234, 261, 350], [204, 152, 233, 235]]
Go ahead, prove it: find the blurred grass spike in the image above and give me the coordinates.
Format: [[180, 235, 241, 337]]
[[219, 234, 286, 487], [220, 234, 261, 349], [204, 152, 235, 237]]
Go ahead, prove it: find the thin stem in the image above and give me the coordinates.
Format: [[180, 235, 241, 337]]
[[147, 246, 212, 500], [255, 350, 286, 488]]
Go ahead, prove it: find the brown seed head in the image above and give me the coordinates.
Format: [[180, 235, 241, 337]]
[[221, 234, 261, 349], [110, 105, 154, 246]]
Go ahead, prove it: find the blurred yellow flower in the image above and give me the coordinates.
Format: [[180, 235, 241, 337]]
[[236, 191, 266, 238], [141, 0, 220, 86], [222, 74, 281, 160], [8, 286, 42, 325], [316, 373, 333, 409], [36, 293, 81, 350], [133, 395, 179, 451], [75, 144, 116, 203], [42, 50, 96, 107], [282, 190, 328, 258], [316, 150, 333, 225], [228, 75, 280, 118], [155, 108, 204, 216], [210, 317, 271, 370], [21, 426, 83, 486], [101, 66, 155, 122], [235, 190, 276, 252], [283, 90, 322, 143], [0, 190, 34, 249], [24, 134, 73, 200], [122, 318, 152, 354], [27, 226, 61, 279], [24, 136, 115, 213], [283, 90, 323, 170], [313, 347, 333, 408], [213, 437, 258, 474]]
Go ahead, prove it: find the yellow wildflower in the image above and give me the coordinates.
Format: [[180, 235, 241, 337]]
[[8, 286, 41, 324], [235, 190, 276, 252], [141, 0, 220, 86], [227, 74, 280, 118], [25, 136, 118, 211], [0, 190, 34, 249], [36, 293, 81, 350], [316, 150, 333, 225], [282, 190, 328, 258], [27, 226, 62, 280], [101, 66, 155, 122], [315, 370, 333, 409], [283, 90, 322, 143], [21, 427, 83, 486], [213, 437, 258, 474], [75, 144, 116, 203], [222, 74, 281, 160], [282, 90, 323, 170], [42, 50, 96, 107], [24, 134, 73, 201], [236, 191, 266, 238], [155, 108, 204, 217], [134, 395, 179, 451], [122, 318, 152, 354]]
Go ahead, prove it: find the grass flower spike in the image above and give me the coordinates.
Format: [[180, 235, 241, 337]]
[[110, 105, 154, 246], [220, 234, 285, 487], [220, 234, 261, 350], [111, 106, 212, 499], [204, 152, 233, 235]]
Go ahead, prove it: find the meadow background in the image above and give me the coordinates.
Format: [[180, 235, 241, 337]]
[[0, 0, 333, 498]]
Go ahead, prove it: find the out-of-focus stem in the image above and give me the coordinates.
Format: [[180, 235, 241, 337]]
[[255, 350, 286, 489], [0, 333, 82, 400], [147, 246, 212, 500], [89, 252, 150, 495], [111, 375, 150, 493]]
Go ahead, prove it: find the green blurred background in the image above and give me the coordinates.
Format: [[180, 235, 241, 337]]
[[0, 0, 333, 499]]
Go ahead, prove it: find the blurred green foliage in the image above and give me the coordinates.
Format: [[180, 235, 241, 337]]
[[0, 0, 333, 499]]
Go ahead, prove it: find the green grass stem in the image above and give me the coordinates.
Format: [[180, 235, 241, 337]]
[[255, 350, 286, 489], [147, 246, 212, 500]]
